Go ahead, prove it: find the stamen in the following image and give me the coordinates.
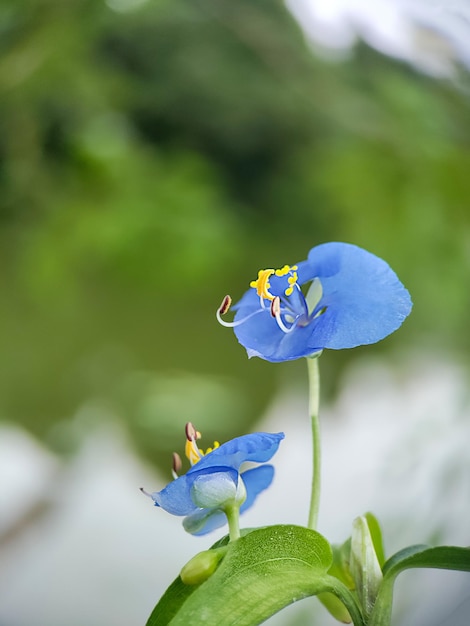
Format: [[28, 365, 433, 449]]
[[185, 422, 200, 442], [216, 299, 266, 328], [218, 295, 232, 316], [270, 296, 297, 334], [250, 269, 275, 301], [185, 422, 203, 465], [140, 487, 153, 498], [217, 263, 304, 330], [172, 452, 183, 473], [172, 452, 182, 479], [270, 296, 281, 318], [275, 265, 288, 276]]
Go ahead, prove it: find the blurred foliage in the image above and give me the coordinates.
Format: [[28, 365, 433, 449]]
[[1, 0, 470, 468]]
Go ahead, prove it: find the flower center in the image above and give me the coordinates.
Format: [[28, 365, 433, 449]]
[[217, 262, 327, 337]]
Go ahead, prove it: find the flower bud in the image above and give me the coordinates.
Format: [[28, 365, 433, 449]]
[[180, 549, 225, 585], [350, 515, 383, 617]]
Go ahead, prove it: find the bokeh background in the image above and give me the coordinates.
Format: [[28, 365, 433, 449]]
[[0, 1, 469, 625]]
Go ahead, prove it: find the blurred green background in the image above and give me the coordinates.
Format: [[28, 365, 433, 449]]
[[1, 0, 470, 470]]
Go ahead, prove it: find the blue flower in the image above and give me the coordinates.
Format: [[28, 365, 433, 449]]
[[143, 424, 284, 536], [217, 242, 412, 362]]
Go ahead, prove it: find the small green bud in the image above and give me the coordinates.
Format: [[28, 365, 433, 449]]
[[180, 548, 226, 585]]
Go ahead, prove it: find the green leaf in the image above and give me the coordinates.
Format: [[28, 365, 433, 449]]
[[146, 575, 197, 625], [146, 525, 364, 626], [382, 544, 470, 576], [369, 544, 470, 626]]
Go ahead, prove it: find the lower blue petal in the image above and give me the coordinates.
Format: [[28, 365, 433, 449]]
[[239, 464, 275, 513], [235, 311, 324, 362], [183, 508, 228, 536]]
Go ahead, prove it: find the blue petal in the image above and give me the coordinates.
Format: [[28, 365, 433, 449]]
[[151, 474, 195, 516], [190, 468, 239, 509], [303, 242, 412, 349], [153, 466, 237, 516], [239, 464, 275, 514], [183, 508, 228, 536], [234, 309, 322, 362], [190, 432, 285, 473], [182, 465, 276, 535]]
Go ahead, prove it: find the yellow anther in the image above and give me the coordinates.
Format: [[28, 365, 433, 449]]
[[250, 269, 275, 301], [275, 265, 291, 277], [251, 265, 299, 302], [185, 422, 202, 465], [204, 441, 220, 455], [185, 438, 202, 465]]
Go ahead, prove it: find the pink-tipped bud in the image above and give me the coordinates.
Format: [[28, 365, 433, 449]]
[[218, 295, 232, 316]]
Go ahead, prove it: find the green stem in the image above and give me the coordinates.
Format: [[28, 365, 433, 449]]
[[224, 504, 241, 542], [306, 355, 321, 530], [367, 577, 394, 626]]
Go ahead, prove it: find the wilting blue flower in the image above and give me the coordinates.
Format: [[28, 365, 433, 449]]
[[217, 242, 412, 362], [143, 424, 284, 536]]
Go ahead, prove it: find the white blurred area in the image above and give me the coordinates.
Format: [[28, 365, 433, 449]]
[[287, 0, 470, 76], [0, 355, 469, 626]]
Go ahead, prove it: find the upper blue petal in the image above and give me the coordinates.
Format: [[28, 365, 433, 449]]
[[232, 242, 412, 362], [303, 242, 412, 350], [188, 432, 285, 473]]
